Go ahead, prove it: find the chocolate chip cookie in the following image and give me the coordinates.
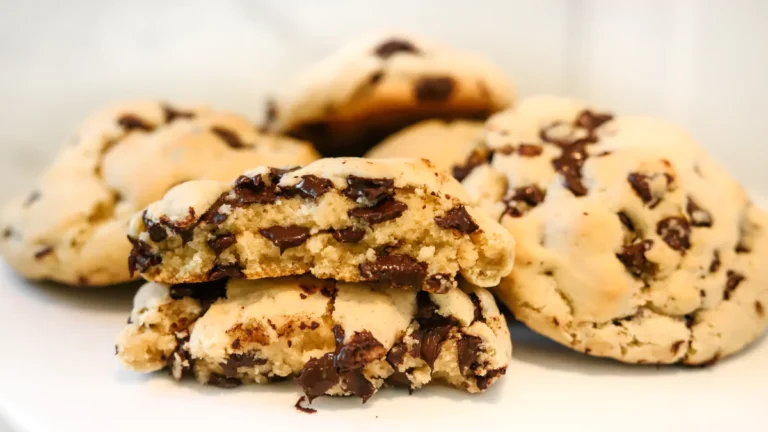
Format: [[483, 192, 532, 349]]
[[460, 95, 768, 365], [268, 31, 515, 157], [127, 158, 515, 292], [365, 119, 484, 173], [116, 276, 511, 400], [0, 100, 319, 286]]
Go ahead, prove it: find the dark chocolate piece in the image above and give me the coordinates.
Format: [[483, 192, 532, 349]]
[[348, 198, 407, 224], [259, 226, 311, 253], [128, 238, 162, 275], [723, 270, 745, 300], [414, 76, 455, 102], [374, 38, 419, 58], [657, 217, 691, 252], [359, 254, 427, 289], [211, 126, 246, 149], [435, 205, 479, 233], [330, 226, 366, 243], [117, 114, 154, 132], [343, 176, 394, 204], [616, 240, 657, 278]]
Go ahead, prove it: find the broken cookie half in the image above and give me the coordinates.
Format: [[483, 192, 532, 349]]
[[127, 158, 515, 292], [116, 276, 512, 401]]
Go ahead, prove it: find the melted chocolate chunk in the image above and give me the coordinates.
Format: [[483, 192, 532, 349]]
[[211, 126, 246, 149], [414, 76, 455, 102], [476, 367, 506, 390], [259, 226, 311, 253], [269, 167, 299, 184], [616, 240, 657, 278], [551, 138, 590, 196], [574, 110, 613, 130], [340, 369, 375, 403], [709, 250, 721, 273], [208, 263, 245, 281], [518, 144, 543, 157], [232, 175, 277, 205], [374, 38, 419, 58], [425, 274, 452, 293], [163, 104, 195, 122], [435, 205, 479, 234], [505, 185, 546, 217], [284, 175, 333, 199], [169, 279, 227, 313], [657, 217, 691, 252], [295, 353, 338, 402], [413, 292, 456, 368], [294, 396, 317, 414], [221, 353, 267, 378], [628, 173, 655, 205], [199, 194, 230, 226], [34, 246, 54, 260], [330, 226, 366, 243], [335, 330, 386, 371], [143, 211, 168, 242], [24, 190, 40, 207], [452, 147, 491, 181], [208, 234, 236, 255], [128, 238, 162, 275], [348, 198, 407, 224], [723, 270, 745, 300], [618, 212, 635, 232], [343, 176, 394, 204], [117, 114, 154, 132], [207, 374, 242, 389], [469, 293, 484, 323], [359, 254, 427, 289], [386, 343, 408, 368], [457, 335, 482, 375], [686, 198, 713, 227], [166, 333, 193, 380], [385, 370, 413, 392]]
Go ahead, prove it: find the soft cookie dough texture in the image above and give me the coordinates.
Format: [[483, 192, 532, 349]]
[[116, 276, 512, 400], [268, 31, 515, 157], [0, 100, 319, 286], [365, 119, 485, 173], [127, 158, 515, 293], [459, 95, 768, 365]]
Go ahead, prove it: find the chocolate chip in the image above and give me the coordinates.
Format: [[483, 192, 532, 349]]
[[374, 38, 419, 58], [208, 234, 236, 255], [368, 70, 384, 86], [414, 76, 455, 102], [335, 330, 386, 371], [457, 335, 482, 375], [469, 293, 484, 323], [298, 277, 337, 298], [452, 147, 492, 181], [359, 254, 427, 289], [518, 144, 543, 157], [413, 292, 457, 368], [386, 343, 408, 368], [505, 185, 546, 217], [142, 211, 168, 242], [340, 369, 375, 403], [628, 173, 655, 205], [686, 198, 713, 227], [211, 126, 246, 149], [435, 205, 479, 234], [425, 274, 452, 293], [298, 321, 321, 331], [348, 198, 407, 225], [574, 110, 613, 130], [24, 191, 40, 207], [756, 301, 764, 317], [163, 104, 195, 123], [684, 314, 696, 328], [551, 138, 590, 196], [128, 238, 162, 275], [343, 176, 394, 204], [618, 212, 635, 232], [269, 167, 299, 184], [207, 374, 242, 389], [709, 250, 721, 273], [657, 217, 691, 252], [221, 353, 267, 378], [476, 367, 506, 390], [208, 263, 245, 281], [616, 240, 657, 278], [232, 175, 277, 205], [280, 174, 333, 200], [295, 353, 339, 402], [117, 114, 153, 132], [259, 226, 311, 253], [385, 370, 413, 392], [169, 279, 227, 314], [34, 246, 53, 260], [294, 396, 317, 414], [723, 270, 745, 300], [330, 226, 366, 243], [198, 194, 230, 226]]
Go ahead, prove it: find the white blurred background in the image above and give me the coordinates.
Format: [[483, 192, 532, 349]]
[[0, 0, 766, 428]]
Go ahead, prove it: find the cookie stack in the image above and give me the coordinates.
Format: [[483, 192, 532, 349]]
[[116, 158, 515, 401]]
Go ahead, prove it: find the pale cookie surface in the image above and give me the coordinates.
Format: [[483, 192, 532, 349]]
[[116, 276, 512, 401], [268, 31, 515, 157], [460, 95, 768, 365], [128, 158, 515, 292], [0, 100, 319, 286], [364, 119, 484, 173]]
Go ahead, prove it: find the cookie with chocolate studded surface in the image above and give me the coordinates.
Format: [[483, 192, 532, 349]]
[[460, 95, 768, 365], [269, 31, 515, 157], [127, 158, 515, 292], [116, 276, 512, 400], [364, 119, 484, 173], [0, 100, 319, 286]]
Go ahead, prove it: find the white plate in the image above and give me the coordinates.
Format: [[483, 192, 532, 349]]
[[1, 254, 767, 432]]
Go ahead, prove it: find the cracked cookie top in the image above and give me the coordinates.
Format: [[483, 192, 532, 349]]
[[0, 100, 319, 286], [459, 95, 768, 365], [127, 157, 516, 291]]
